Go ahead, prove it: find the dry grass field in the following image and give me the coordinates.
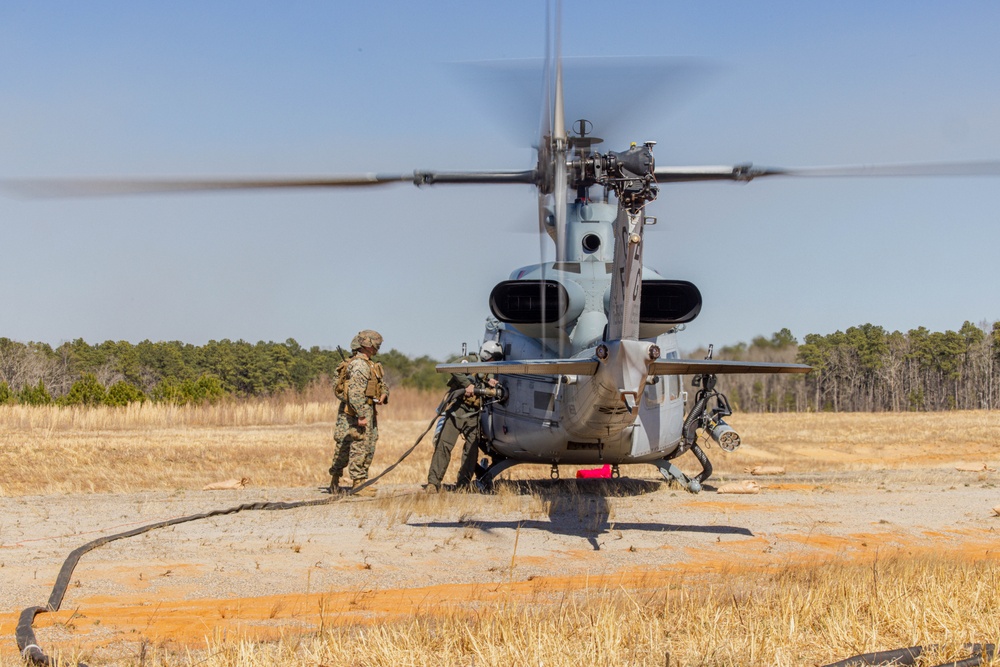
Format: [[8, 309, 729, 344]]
[[2, 391, 996, 496], [1, 397, 998, 666]]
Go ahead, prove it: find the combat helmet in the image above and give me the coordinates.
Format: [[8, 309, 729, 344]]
[[351, 329, 383, 352]]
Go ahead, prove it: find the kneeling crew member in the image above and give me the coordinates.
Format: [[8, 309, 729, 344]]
[[425, 340, 503, 493]]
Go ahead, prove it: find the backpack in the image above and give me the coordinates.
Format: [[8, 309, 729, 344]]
[[334, 358, 351, 401]]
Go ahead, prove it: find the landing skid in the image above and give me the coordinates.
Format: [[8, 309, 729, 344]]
[[474, 456, 521, 492], [474, 450, 709, 495], [651, 459, 703, 494]]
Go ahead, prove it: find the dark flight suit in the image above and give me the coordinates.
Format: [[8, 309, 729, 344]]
[[426, 373, 491, 488]]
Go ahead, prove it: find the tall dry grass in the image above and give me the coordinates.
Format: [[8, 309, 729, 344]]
[[723, 410, 1000, 474], [0, 385, 439, 430], [1, 406, 998, 496], [21, 555, 999, 667], [0, 388, 442, 495], [3, 408, 999, 666], [258, 554, 1000, 666]]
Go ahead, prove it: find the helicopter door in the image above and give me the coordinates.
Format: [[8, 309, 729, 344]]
[[632, 345, 685, 458]]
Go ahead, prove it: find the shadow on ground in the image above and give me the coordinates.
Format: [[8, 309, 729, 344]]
[[411, 478, 752, 550]]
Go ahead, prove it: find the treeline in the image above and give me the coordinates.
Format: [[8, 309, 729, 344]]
[[3, 321, 998, 411], [0, 338, 447, 406], [710, 321, 1000, 412]]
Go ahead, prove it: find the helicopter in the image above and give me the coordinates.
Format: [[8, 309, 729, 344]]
[[5, 5, 1000, 494]]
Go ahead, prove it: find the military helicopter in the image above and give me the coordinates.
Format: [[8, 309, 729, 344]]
[[6, 6, 1000, 494]]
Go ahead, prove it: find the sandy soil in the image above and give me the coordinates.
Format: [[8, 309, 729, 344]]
[[1, 464, 998, 662]]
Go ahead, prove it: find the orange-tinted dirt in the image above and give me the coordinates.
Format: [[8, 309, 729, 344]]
[[3, 466, 998, 661]]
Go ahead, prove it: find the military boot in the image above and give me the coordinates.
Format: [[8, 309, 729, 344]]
[[351, 478, 376, 497]]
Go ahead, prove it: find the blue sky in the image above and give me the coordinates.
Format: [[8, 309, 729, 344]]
[[2, 1, 999, 359]]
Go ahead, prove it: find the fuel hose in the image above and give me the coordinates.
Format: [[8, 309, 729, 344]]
[[822, 642, 995, 667], [14, 394, 462, 667]]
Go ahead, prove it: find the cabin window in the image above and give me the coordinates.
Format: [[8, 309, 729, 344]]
[[668, 375, 681, 402], [534, 390, 555, 412], [643, 376, 664, 407]]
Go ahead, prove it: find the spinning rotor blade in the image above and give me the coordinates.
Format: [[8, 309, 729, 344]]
[[531, 0, 571, 359], [535, 1, 555, 232], [550, 4, 568, 250], [534, 2, 565, 199], [451, 58, 719, 152], [2, 170, 538, 198], [655, 160, 1000, 184]]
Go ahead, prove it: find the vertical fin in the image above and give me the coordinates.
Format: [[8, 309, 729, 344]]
[[607, 203, 644, 341]]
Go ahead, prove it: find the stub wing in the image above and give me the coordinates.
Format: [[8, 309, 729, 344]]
[[649, 359, 810, 375], [437, 357, 808, 376], [436, 359, 599, 376]]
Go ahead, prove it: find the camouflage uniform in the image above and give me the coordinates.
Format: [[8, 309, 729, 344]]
[[329, 330, 389, 484], [426, 372, 494, 489]]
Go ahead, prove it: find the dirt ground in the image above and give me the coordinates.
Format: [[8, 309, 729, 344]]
[[2, 461, 998, 663]]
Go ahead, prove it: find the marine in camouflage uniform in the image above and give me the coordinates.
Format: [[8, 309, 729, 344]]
[[426, 341, 503, 492], [329, 330, 389, 494]]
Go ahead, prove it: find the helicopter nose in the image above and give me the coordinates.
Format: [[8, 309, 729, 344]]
[[598, 339, 660, 406], [599, 340, 660, 368], [561, 339, 658, 439]]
